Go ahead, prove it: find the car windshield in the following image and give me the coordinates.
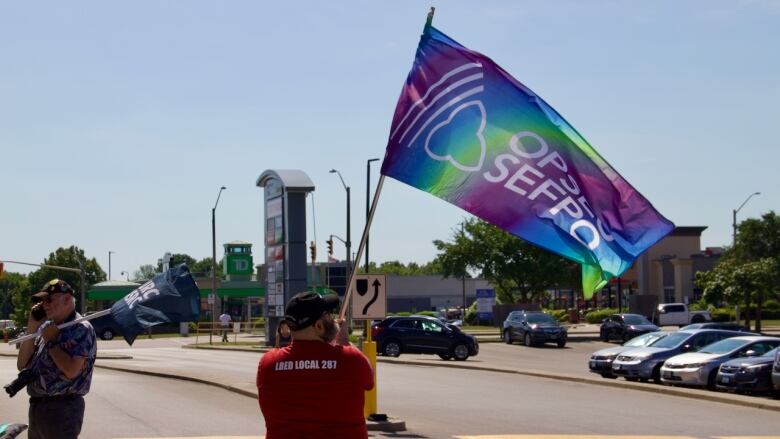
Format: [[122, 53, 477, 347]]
[[623, 315, 652, 325], [698, 338, 751, 354], [649, 332, 692, 348], [762, 347, 778, 358], [625, 332, 667, 347], [526, 314, 556, 324]]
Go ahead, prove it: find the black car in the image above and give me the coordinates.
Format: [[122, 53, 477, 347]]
[[773, 348, 780, 394], [87, 312, 124, 341], [716, 347, 778, 394], [372, 315, 478, 361], [681, 322, 753, 332], [600, 314, 659, 342], [502, 310, 567, 348]]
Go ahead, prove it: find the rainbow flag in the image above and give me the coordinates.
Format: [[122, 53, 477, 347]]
[[380, 24, 674, 297]]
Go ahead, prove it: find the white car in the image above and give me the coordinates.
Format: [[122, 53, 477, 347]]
[[660, 336, 780, 389]]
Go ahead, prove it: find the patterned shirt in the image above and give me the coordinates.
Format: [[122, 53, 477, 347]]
[[28, 312, 97, 397]]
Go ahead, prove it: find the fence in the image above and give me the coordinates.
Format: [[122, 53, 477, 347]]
[[195, 321, 265, 344]]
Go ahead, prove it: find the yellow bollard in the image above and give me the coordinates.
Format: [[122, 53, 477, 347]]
[[363, 321, 378, 418]]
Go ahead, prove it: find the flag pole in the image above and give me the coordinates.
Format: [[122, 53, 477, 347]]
[[338, 8, 434, 320], [426, 6, 435, 28], [339, 175, 386, 320], [7, 309, 111, 345]]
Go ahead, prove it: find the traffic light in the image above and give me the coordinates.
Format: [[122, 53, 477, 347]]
[[309, 241, 316, 262], [326, 238, 334, 255]]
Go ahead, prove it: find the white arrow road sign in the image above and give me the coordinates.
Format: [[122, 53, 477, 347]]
[[351, 274, 387, 320]]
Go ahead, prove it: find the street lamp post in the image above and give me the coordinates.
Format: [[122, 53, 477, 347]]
[[733, 192, 760, 247], [211, 186, 227, 344], [732, 191, 760, 324], [108, 251, 115, 280], [365, 158, 379, 272], [329, 170, 351, 271]]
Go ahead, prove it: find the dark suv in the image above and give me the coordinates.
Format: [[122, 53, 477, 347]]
[[503, 310, 567, 347], [372, 315, 479, 361], [87, 312, 124, 341]]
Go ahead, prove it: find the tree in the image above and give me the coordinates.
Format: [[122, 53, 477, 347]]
[[433, 219, 576, 304], [156, 253, 197, 273], [132, 264, 157, 282], [1, 271, 28, 323], [366, 260, 443, 276], [12, 246, 105, 322], [190, 257, 215, 276], [696, 256, 778, 332]]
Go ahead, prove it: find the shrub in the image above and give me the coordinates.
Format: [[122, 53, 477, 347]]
[[763, 299, 780, 312], [710, 308, 734, 322], [584, 308, 618, 324], [544, 309, 569, 323], [415, 310, 438, 317]]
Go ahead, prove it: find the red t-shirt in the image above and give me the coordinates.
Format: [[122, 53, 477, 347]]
[[257, 340, 374, 439]]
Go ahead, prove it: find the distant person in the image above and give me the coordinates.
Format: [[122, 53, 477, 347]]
[[256, 292, 374, 438], [219, 312, 232, 342], [274, 321, 291, 348], [15, 279, 97, 439]]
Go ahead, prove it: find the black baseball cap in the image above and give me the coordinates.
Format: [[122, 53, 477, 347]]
[[32, 279, 75, 302], [284, 292, 340, 330]]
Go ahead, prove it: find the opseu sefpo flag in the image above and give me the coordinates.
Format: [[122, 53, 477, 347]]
[[380, 25, 674, 297]]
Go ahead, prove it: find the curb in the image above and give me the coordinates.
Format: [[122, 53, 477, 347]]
[[374, 357, 780, 413], [94, 360, 406, 433], [183, 344, 780, 412]]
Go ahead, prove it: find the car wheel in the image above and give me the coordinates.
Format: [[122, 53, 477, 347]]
[[452, 343, 469, 361], [706, 369, 718, 390], [382, 340, 401, 358], [100, 329, 115, 341], [622, 332, 629, 343], [523, 333, 532, 347], [600, 329, 609, 342], [652, 364, 662, 384], [692, 314, 705, 324], [504, 329, 513, 344], [557, 339, 566, 348], [625, 377, 639, 382], [600, 373, 617, 379], [438, 354, 452, 361]]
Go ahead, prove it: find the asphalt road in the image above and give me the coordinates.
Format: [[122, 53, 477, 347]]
[[0, 358, 264, 439], [3, 355, 780, 439]]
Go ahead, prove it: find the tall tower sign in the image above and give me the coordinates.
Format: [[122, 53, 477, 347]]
[[256, 169, 315, 346]]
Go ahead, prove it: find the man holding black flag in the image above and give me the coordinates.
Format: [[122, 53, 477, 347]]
[[14, 279, 97, 439]]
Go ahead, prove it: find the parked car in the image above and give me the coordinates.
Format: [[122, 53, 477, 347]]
[[773, 348, 780, 394], [681, 322, 752, 332], [589, 331, 668, 379], [503, 310, 567, 348], [661, 336, 780, 389], [654, 303, 711, 326], [86, 312, 124, 341], [611, 329, 744, 383], [600, 314, 659, 342], [372, 315, 479, 361], [716, 347, 778, 394]]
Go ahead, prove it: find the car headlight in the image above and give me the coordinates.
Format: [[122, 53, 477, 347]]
[[745, 364, 770, 371], [684, 362, 707, 369], [530, 324, 539, 330]]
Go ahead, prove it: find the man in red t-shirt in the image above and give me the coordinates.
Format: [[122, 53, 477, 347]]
[[257, 292, 374, 439]]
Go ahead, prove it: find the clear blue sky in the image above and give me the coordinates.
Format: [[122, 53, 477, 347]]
[[2, 1, 778, 278]]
